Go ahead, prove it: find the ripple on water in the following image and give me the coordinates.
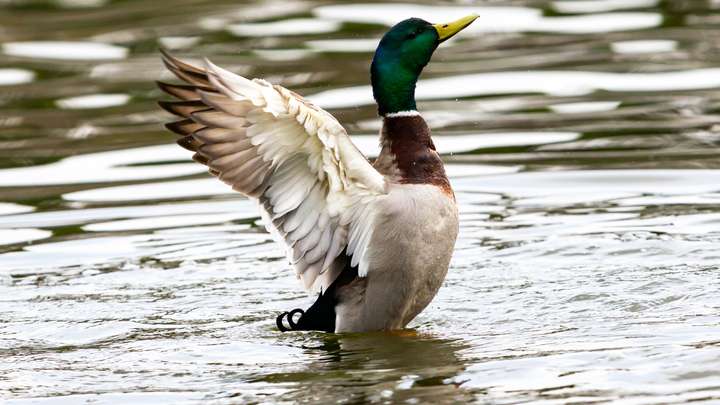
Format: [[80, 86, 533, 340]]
[[157, 36, 201, 50], [0, 231, 277, 273], [453, 169, 720, 196], [2, 41, 128, 60], [82, 213, 251, 232], [56, 93, 130, 109], [252, 49, 312, 62], [0, 68, 35, 86], [314, 3, 661, 34], [227, 18, 341, 37], [309, 69, 720, 108], [0, 200, 255, 229], [552, 0, 660, 14], [55, 0, 109, 8], [548, 101, 621, 114], [611, 39, 678, 54], [0, 229, 52, 246], [63, 179, 233, 202], [305, 38, 380, 53], [0, 145, 200, 187], [0, 203, 35, 216], [3, 392, 202, 405]]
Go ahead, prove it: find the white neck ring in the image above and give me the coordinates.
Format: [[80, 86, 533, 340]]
[[384, 110, 420, 118]]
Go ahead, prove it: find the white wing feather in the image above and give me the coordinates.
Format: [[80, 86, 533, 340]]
[[158, 52, 386, 292]]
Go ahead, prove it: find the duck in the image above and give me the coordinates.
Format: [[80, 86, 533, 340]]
[[157, 15, 478, 333]]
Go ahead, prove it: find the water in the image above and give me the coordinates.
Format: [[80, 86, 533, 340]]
[[1, 0, 719, 403]]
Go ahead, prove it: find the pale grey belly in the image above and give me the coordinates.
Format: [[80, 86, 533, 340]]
[[335, 184, 459, 332]]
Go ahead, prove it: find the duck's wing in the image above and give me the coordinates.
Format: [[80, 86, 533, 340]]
[[157, 51, 386, 292]]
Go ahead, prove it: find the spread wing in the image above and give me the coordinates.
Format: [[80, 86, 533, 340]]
[[157, 50, 387, 292]]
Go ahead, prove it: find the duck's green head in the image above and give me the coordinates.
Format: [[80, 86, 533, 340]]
[[371, 15, 478, 116]]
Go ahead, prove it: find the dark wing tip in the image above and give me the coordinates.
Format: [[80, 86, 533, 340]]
[[158, 100, 209, 117], [192, 152, 209, 165], [157, 100, 181, 116], [157, 80, 199, 101], [177, 134, 202, 152], [157, 80, 216, 101], [158, 49, 208, 75], [158, 47, 172, 61], [165, 118, 203, 136], [158, 49, 212, 88]]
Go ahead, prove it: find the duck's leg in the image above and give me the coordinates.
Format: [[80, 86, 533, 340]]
[[276, 290, 336, 333], [276, 260, 359, 333]]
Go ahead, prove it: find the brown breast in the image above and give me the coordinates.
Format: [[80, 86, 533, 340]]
[[374, 114, 453, 198]]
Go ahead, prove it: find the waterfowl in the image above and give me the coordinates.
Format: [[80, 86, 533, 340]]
[[157, 15, 478, 333]]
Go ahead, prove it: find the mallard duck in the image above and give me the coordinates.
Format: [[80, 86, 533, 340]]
[[157, 15, 478, 333]]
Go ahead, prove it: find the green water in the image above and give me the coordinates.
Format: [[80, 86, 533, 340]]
[[1, 0, 720, 403]]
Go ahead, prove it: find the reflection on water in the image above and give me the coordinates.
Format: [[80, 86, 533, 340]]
[[1, 0, 720, 403], [243, 333, 473, 403]]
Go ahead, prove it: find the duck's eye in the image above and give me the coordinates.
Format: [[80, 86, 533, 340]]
[[408, 30, 420, 39]]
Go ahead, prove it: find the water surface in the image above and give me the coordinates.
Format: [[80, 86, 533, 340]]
[[1, 0, 719, 403]]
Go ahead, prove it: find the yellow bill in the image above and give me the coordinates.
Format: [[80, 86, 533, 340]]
[[433, 14, 479, 43]]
